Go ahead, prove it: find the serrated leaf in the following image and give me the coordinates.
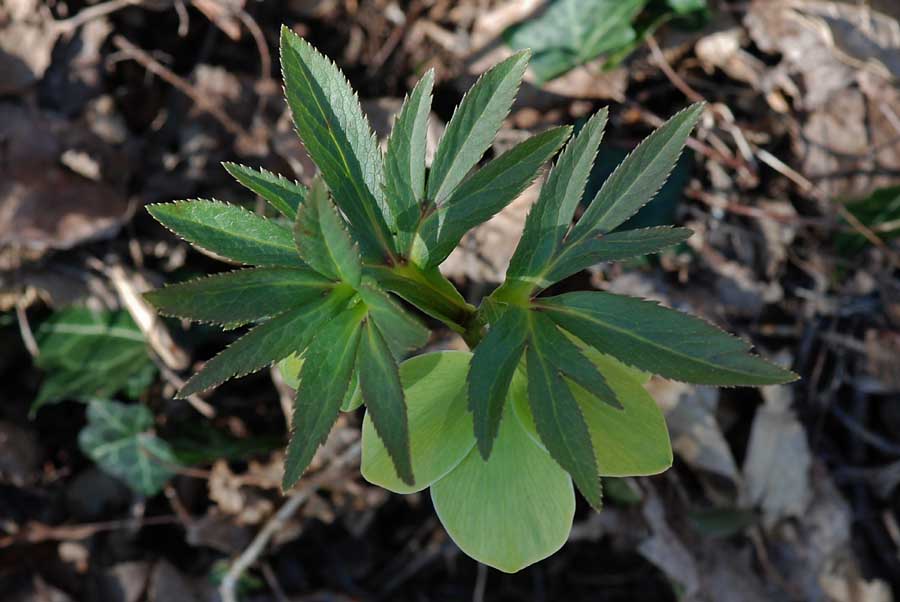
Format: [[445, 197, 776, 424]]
[[525, 336, 602, 509], [506, 110, 608, 285], [543, 226, 693, 285], [426, 51, 530, 206], [280, 28, 394, 259], [33, 309, 156, 412], [514, 349, 672, 477], [180, 289, 351, 396], [538, 291, 798, 385], [467, 305, 528, 459], [362, 351, 475, 493], [357, 318, 414, 485], [223, 162, 308, 220], [565, 103, 703, 246], [79, 401, 179, 495], [277, 353, 361, 411], [385, 70, 434, 253], [431, 408, 575, 573], [293, 177, 361, 286], [148, 200, 303, 267], [282, 305, 365, 488], [365, 263, 474, 331], [358, 281, 429, 356], [145, 267, 332, 326], [528, 311, 620, 409], [412, 126, 571, 268]]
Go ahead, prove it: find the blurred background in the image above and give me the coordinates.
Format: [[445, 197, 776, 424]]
[[1, 0, 899, 600]]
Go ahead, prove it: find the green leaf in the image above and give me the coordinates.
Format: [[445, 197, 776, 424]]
[[79, 401, 179, 495], [412, 126, 571, 268], [431, 409, 575, 573], [147, 200, 303, 267], [467, 305, 528, 459], [543, 226, 692, 284], [426, 51, 530, 206], [525, 333, 602, 509], [223, 162, 308, 220], [180, 288, 351, 396], [293, 177, 362, 286], [514, 349, 672, 476], [506, 110, 608, 287], [362, 351, 475, 493], [280, 28, 394, 259], [358, 281, 429, 356], [837, 185, 900, 253], [503, 0, 647, 83], [357, 318, 414, 485], [565, 103, 703, 245], [283, 305, 365, 488], [34, 309, 156, 412], [278, 353, 361, 411], [385, 69, 435, 253], [145, 267, 332, 326], [538, 291, 798, 385]]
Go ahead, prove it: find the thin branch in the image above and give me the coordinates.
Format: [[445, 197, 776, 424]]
[[15, 301, 39, 358]]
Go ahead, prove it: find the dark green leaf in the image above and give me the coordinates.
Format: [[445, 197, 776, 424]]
[[385, 70, 434, 253], [467, 305, 528, 459], [412, 126, 571, 268], [526, 333, 602, 509], [293, 178, 362, 286], [283, 305, 365, 488], [837, 185, 900, 253], [357, 318, 414, 485], [539, 291, 798, 385], [358, 281, 429, 356], [544, 226, 692, 284], [79, 401, 179, 495], [426, 51, 530, 205], [280, 28, 394, 259], [223, 162, 308, 220], [147, 200, 302, 267], [144, 267, 332, 326], [180, 289, 351, 396]]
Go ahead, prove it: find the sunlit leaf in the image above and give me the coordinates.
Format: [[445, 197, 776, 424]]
[[223, 162, 307, 220]]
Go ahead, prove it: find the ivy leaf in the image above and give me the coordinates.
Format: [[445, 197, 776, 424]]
[[79, 401, 179, 496], [411, 126, 571, 268], [223, 162, 308, 220], [358, 281, 429, 356], [148, 200, 303, 267], [426, 51, 530, 206], [293, 178, 362, 286], [525, 334, 602, 510], [357, 318, 414, 486], [280, 27, 394, 259], [362, 351, 475, 493], [33, 309, 156, 412], [538, 291, 798, 385], [543, 226, 692, 285], [506, 110, 608, 286], [385, 69, 435, 254], [282, 305, 365, 488], [431, 406, 575, 573], [144, 267, 332, 327], [179, 289, 351, 396], [467, 305, 528, 459]]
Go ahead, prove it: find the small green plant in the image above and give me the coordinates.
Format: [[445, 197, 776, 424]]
[[145, 28, 795, 572]]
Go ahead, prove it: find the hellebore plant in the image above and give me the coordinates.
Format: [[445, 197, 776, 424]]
[[145, 27, 796, 572]]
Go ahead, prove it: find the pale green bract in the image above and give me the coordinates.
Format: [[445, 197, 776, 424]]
[[144, 30, 797, 574]]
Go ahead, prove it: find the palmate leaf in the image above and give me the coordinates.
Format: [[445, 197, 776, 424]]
[[293, 178, 362, 286], [223, 162, 308, 220], [280, 27, 394, 259], [357, 282, 429, 356], [411, 126, 571, 268], [426, 51, 530, 206], [144, 267, 332, 326], [538, 291, 797, 385], [283, 305, 365, 488], [179, 288, 352, 397], [79, 401, 180, 495], [148, 200, 303, 267], [385, 69, 435, 254]]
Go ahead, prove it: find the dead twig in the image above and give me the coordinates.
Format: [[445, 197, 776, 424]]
[[53, 0, 143, 35], [0, 516, 178, 548], [15, 301, 39, 358]]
